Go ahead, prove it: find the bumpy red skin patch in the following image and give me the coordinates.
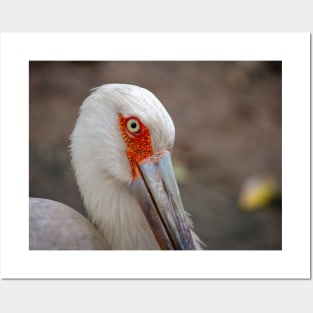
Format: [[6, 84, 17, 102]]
[[119, 114, 153, 179]]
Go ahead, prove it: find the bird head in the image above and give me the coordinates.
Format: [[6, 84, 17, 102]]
[[70, 84, 197, 250]]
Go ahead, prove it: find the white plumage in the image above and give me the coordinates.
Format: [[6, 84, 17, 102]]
[[29, 198, 109, 250], [30, 84, 201, 250]]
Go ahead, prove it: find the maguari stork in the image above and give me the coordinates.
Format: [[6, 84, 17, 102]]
[[30, 84, 202, 250]]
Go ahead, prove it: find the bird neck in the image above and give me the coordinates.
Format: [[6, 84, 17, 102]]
[[79, 168, 159, 250]]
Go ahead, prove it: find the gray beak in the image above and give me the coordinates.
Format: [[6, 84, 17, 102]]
[[130, 151, 196, 250]]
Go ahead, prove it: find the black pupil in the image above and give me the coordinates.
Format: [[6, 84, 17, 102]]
[[131, 122, 137, 129]]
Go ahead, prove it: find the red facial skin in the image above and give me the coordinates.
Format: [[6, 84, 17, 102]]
[[119, 114, 153, 179]]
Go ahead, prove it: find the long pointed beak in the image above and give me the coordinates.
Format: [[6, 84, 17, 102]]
[[130, 151, 196, 250]]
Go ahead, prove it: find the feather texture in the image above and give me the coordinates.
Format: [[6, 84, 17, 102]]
[[31, 84, 202, 250]]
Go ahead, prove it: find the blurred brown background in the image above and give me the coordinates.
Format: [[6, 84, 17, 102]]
[[29, 61, 282, 250]]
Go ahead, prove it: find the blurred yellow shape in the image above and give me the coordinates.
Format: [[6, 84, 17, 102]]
[[238, 176, 278, 211], [173, 159, 189, 185]]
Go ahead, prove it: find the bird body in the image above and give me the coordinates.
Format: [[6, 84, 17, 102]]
[[30, 84, 202, 250], [29, 198, 109, 250]]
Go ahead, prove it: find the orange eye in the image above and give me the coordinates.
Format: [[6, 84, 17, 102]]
[[119, 114, 153, 179], [126, 118, 141, 134]]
